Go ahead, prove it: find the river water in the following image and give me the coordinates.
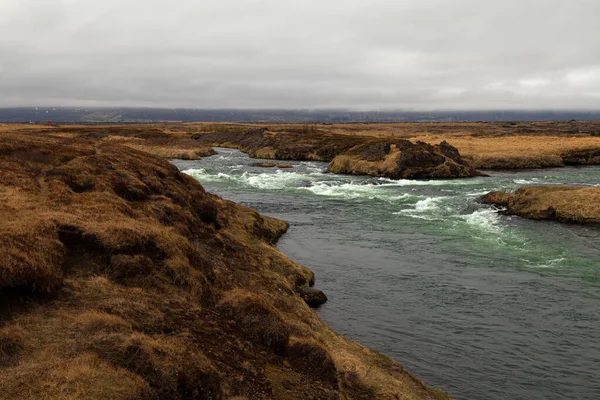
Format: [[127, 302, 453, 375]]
[[173, 148, 600, 400]]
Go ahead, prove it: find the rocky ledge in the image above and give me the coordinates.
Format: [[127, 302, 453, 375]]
[[0, 131, 451, 400], [193, 128, 482, 179], [482, 186, 600, 224]]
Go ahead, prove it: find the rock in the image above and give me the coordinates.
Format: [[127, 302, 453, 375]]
[[297, 287, 327, 307], [362, 143, 391, 162], [438, 140, 461, 160], [253, 162, 276, 168], [277, 163, 293, 169], [392, 139, 414, 151], [393, 141, 478, 179]]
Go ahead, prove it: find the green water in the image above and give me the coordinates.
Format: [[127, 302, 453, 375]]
[[174, 148, 600, 400]]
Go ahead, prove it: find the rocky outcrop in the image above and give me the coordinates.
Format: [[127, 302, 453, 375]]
[[482, 186, 600, 224], [194, 128, 481, 179], [329, 140, 481, 179], [0, 131, 451, 400]]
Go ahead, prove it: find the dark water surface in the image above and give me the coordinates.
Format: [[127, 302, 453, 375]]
[[174, 149, 600, 400]]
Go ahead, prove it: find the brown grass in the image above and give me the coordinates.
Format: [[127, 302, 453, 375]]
[[0, 324, 26, 359], [101, 135, 215, 160], [4, 121, 600, 170], [185, 121, 600, 170], [412, 135, 600, 169], [0, 129, 451, 399], [483, 186, 600, 223]]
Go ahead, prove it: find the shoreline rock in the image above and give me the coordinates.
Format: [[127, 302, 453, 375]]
[[297, 287, 328, 307]]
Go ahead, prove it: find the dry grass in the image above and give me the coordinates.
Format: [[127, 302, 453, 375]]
[[184, 120, 600, 138], [186, 121, 600, 170], [65, 311, 133, 333], [0, 353, 151, 400], [4, 121, 600, 170], [0, 130, 450, 399], [484, 186, 600, 223], [412, 135, 600, 168], [101, 135, 215, 160], [0, 324, 26, 360]]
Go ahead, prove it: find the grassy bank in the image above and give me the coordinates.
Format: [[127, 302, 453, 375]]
[[0, 129, 450, 399], [483, 186, 600, 224]]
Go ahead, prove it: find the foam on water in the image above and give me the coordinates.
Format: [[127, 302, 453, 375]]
[[524, 256, 567, 269], [185, 168, 229, 183], [460, 208, 504, 235], [514, 178, 540, 185], [303, 182, 421, 202], [415, 197, 442, 211], [185, 168, 324, 190], [377, 177, 489, 187], [394, 197, 448, 221], [185, 167, 429, 202]]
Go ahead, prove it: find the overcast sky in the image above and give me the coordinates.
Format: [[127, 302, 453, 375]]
[[1, 0, 599, 110]]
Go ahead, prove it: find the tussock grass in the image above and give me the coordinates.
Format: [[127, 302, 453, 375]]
[[484, 186, 600, 223], [218, 289, 291, 354], [0, 324, 26, 359], [0, 128, 452, 399], [416, 135, 600, 169], [102, 135, 215, 160]]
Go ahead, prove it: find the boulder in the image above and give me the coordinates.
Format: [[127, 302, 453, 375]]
[[253, 162, 276, 168], [297, 287, 327, 307]]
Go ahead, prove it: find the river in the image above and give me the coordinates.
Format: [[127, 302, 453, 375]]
[[173, 148, 600, 400]]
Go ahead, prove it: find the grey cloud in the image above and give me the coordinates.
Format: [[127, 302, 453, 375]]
[[1, 0, 599, 109]]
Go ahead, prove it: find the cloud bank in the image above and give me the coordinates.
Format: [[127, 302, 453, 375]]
[[1, 0, 599, 109]]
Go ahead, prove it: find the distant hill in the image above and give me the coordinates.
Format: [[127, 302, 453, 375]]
[[1, 107, 599, 123]]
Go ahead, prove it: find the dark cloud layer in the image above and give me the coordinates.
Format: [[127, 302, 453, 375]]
[[1, 0, 599, 109]]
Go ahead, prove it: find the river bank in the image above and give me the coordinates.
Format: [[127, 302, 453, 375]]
[[0, 130, 450, 399]]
